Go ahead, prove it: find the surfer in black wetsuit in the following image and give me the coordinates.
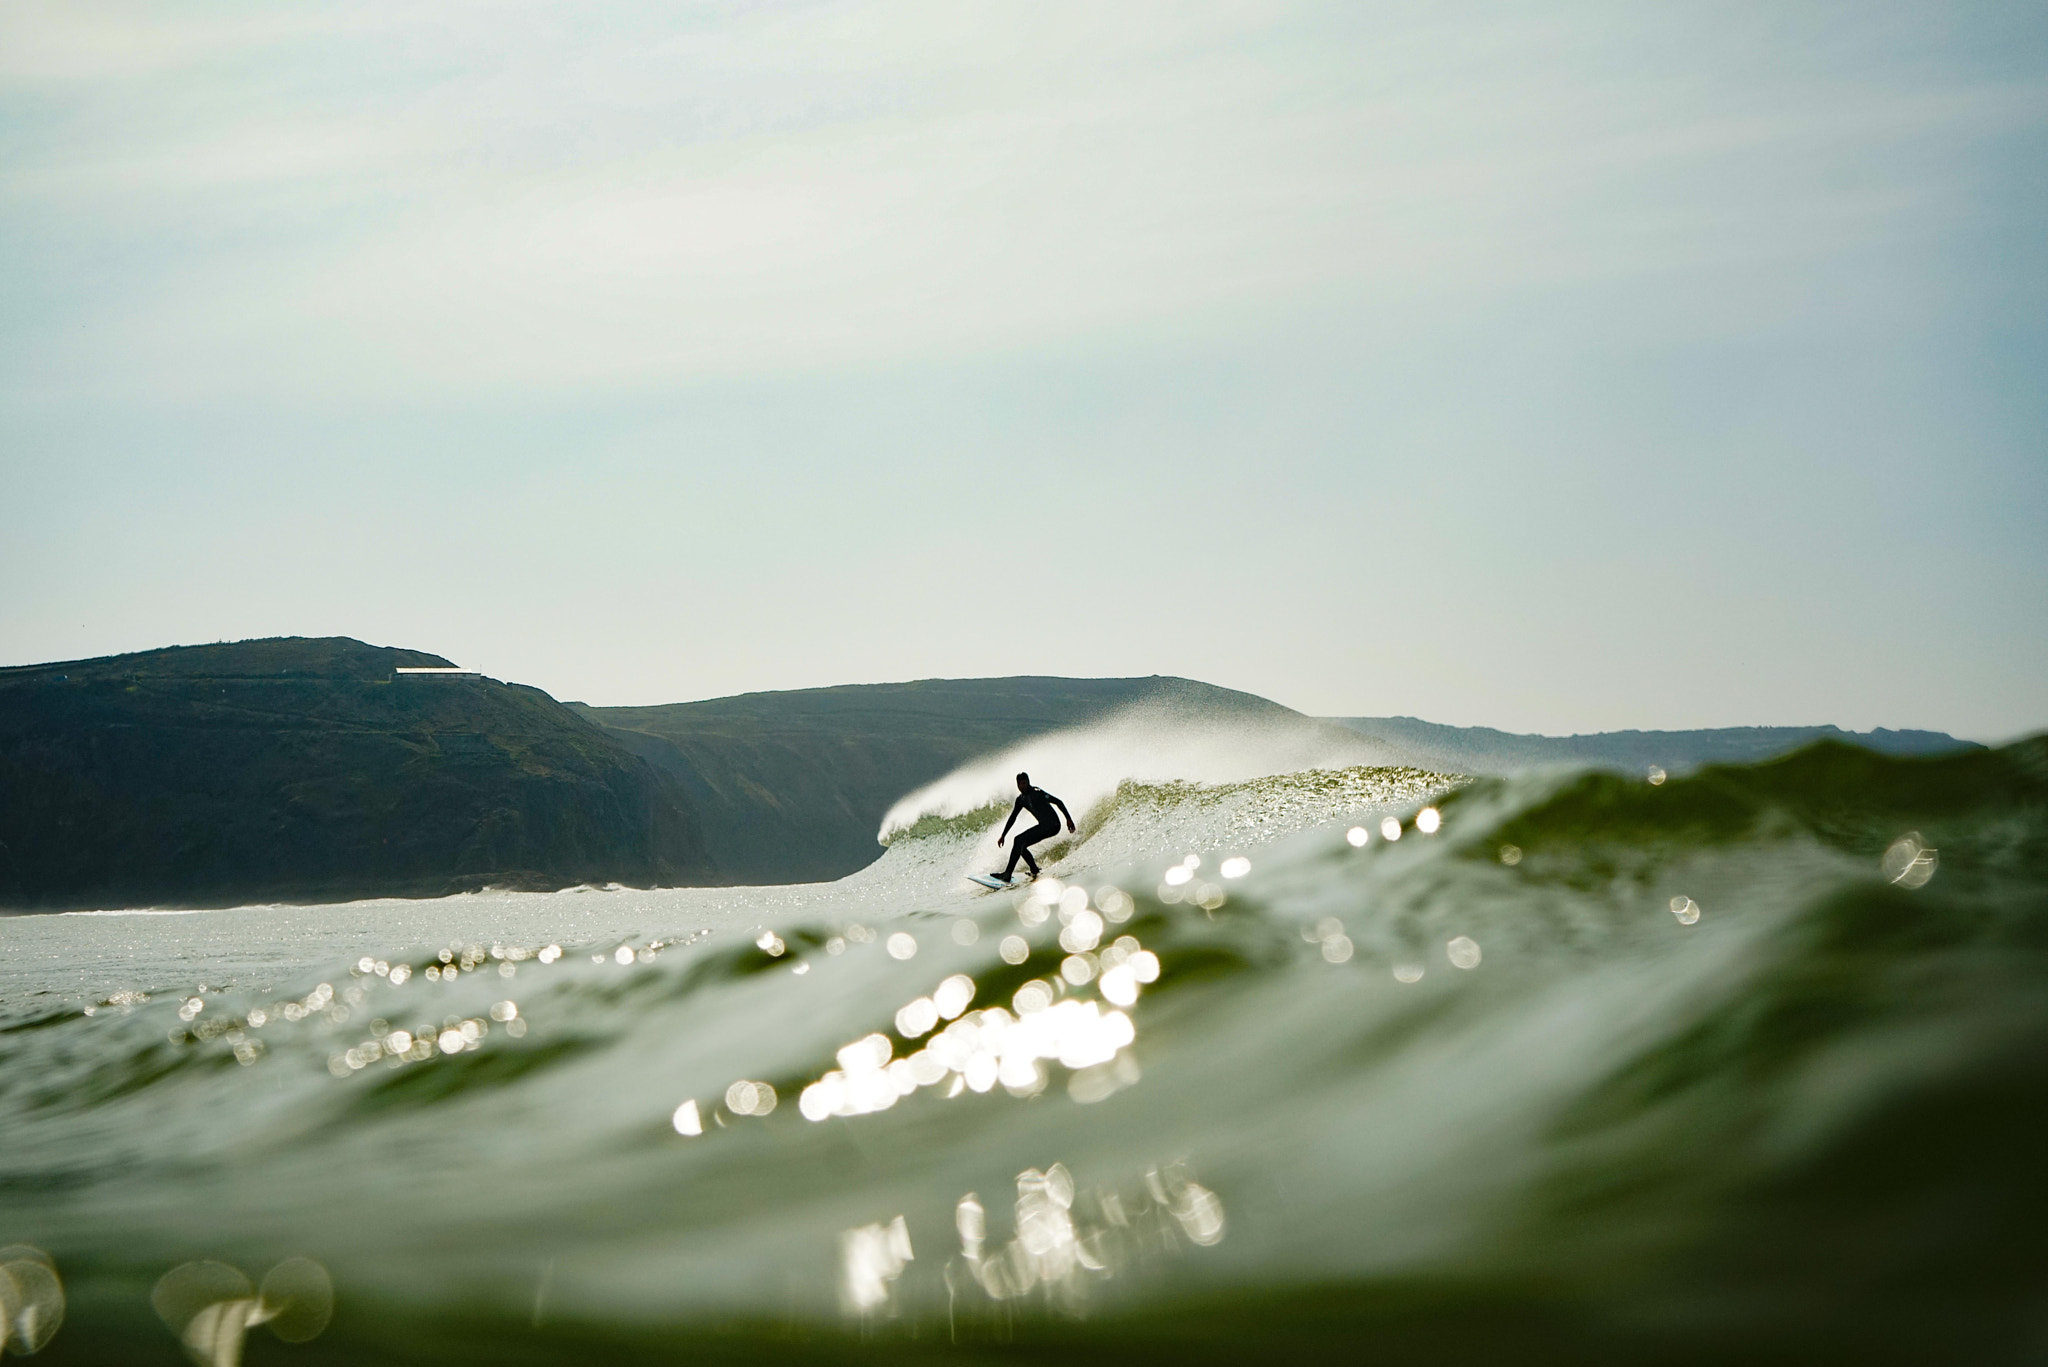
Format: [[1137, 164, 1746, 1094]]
[[994, 772, 1075, 883]]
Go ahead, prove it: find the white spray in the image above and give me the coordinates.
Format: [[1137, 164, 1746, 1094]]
[[878, 697, 1417, 850]]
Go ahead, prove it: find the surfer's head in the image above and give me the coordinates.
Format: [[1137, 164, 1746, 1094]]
[[1016, 772, 1030, 791]]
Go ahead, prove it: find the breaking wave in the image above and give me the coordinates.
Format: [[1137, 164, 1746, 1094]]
[[878, 697, 1413, 841], [2, 735, 2045, 1362]]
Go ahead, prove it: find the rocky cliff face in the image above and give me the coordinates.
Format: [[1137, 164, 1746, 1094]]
[[0, 638, 712, 911]]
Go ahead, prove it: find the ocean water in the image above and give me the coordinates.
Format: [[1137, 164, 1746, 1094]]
[[2, 738, 2045, 1364]]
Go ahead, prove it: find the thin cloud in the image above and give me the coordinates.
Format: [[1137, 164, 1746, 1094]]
[[4, 3, 2038, 403]]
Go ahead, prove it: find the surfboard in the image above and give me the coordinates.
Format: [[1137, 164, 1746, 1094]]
[[967, 874, 1018, 890]]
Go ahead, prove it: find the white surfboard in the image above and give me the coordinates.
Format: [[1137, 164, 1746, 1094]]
[[967, 874, 1018, 890]]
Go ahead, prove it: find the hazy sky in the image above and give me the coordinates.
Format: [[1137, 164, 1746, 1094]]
[[4, 1, 2045, 739]]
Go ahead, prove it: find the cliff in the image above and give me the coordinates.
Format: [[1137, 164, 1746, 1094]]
[[0, 638, 712, 911]]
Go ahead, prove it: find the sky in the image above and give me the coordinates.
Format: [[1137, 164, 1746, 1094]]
[[3, 1, 2045, 740]]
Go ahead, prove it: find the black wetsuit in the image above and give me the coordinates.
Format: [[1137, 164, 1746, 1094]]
[[999, 785, 1072, 880]]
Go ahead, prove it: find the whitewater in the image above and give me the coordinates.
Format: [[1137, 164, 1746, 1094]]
[[1, 725, 2045, 1364]]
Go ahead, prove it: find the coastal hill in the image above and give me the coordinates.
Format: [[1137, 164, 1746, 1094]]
[[0, 636, 1984, 909], [1330, 715, 1978, 777], [0, 638, 710, 911]]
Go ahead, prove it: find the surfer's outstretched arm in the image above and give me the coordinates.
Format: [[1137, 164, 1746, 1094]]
[[997, 794, 1026, 845], [1051, 795, 1075, 832]]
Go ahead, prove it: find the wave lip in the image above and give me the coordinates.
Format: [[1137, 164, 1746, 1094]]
[[879, 697, 1423, 843], [856, 764, 1453, 917]]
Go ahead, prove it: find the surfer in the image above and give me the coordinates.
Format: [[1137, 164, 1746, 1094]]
[[993, 772, 1075, 884]]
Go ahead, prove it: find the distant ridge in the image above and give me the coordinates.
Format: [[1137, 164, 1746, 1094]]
[[0, 637, 1987, 909], [0, 637, 712, 911], [1325, 715, 1978, 777]]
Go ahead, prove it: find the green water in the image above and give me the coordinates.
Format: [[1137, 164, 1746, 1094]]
[[2, 740, 2044, 1364]]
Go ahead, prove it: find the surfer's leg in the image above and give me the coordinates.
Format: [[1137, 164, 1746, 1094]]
[[1009, 820, 1060, 880]]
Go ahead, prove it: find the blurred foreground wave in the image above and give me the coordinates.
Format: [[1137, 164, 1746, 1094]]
[[2, 737, 2045, 1364]]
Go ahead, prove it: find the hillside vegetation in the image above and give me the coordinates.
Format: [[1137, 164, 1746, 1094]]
[[0, 638, 1982, 909], [0, 638, 710, 911]]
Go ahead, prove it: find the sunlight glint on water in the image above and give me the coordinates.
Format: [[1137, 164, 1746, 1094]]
[[2, 744, 2044, 1360]]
